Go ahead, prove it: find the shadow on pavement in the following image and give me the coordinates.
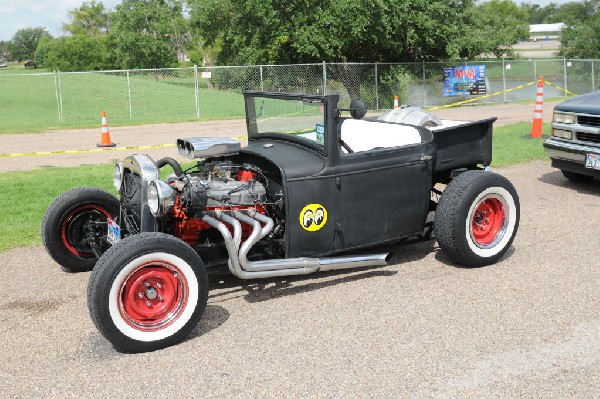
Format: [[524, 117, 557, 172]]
[[538, 171, 600, 196]]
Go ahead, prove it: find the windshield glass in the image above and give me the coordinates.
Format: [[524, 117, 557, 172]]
[[247, 95, 326, 152]]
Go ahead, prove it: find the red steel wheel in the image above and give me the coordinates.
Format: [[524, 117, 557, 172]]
[[42, 187, 120, 272], [119, 262, 189, 331], [61, 205, 112, 257], [434, 170, 520, 267], [88, 233, 208, 353], [470, 197, 506, 247]]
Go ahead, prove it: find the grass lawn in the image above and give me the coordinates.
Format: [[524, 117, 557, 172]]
[[0, 69, 249, 133], [0, 121, 549, 252]]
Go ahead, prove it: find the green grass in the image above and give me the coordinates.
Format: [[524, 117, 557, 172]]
[[0, 122, 549, 252], [491, 122, 548, 167], [0, 70, 247, 134], [0, 163, 115, 251]]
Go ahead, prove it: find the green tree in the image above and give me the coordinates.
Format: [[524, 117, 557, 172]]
[[476, 0, 529, 58], [62, 0, 111, 36], [544, 1, 600, 25], [35, 35, 109, 71], [108, 0, 185, 69], [9, 27, 52, 62], [190, 0, 473, 65]]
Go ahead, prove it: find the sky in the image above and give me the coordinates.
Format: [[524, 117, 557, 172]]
[[0, 0, 582, 42], [0, 0, 122, 41]]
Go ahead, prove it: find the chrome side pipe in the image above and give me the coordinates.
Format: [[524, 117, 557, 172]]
[[201, 210, 393, 280]]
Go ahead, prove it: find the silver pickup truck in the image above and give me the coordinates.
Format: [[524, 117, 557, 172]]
[[544, 91, 600, 181]]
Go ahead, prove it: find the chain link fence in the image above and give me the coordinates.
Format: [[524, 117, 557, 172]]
[[2, 59, 600, 133]]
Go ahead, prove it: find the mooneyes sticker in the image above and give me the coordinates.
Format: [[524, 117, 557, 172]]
[[299, 204, 328, 232]]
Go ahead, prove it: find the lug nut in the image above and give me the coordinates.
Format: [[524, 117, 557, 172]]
[[156, 283, 162, 289], [146, 301, 152, 307], [158, 296, 163, 301], [137, 293, 144, 299]]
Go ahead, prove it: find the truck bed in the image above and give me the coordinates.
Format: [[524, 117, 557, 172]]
[[429, 117, 496, 173]]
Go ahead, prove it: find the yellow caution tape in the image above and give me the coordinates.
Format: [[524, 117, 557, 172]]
[[543, 80, 577, 97], [0, 137, 247, 158], [426, 80, 538, 111]]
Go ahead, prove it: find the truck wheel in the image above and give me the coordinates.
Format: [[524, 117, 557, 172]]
[[561, 170, 594, 182], [41, 187, 120, 272], [87, 233, 208, 353], [434, 170, 519, 267]]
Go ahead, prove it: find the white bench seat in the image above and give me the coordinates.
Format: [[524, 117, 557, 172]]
[[340, 119, 423, 152]]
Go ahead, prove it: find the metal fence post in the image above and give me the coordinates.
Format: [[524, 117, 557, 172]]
[[260, 65, 264, 91], [502, 58, 507, 102], [375, 63, 379, 110], [194, 65, 200, 118], [563, 58, 568, 97], [422, 62, 426, 108], [322, 61, 327, 95], [53, 70, 62, 123], [57, 70, 64, 122], [533, 60, 537, 83], [126, 70, 133, 119], [592, 61, 596, 92]]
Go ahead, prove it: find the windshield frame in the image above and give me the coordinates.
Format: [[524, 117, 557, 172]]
[[244, 90, 329, 156]]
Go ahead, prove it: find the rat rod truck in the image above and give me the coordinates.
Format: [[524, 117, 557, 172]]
[[42, 91, 520, 352]]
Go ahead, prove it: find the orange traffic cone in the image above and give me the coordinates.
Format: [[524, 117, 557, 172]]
[[97, 111, 116, 147], [393, 95, 399, 109], [530, 76, 544, 138]]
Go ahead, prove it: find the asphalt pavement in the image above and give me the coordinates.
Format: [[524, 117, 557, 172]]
[[0, 159, 598, 397], [0, 100, 598, 397]]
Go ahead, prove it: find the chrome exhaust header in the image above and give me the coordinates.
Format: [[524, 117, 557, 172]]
[[202, 210, 393, 280]]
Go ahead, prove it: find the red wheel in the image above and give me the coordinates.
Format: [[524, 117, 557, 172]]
[[42, 187, 119, 272], [119, 262, 189, 331], [88, 233, 208, 353], [61, 205, 112, 257], [470, 196, 506, 247], [435, 171, 519, 267]]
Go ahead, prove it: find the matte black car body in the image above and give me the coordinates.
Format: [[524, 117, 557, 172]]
[[42, 90, 521, 353], [544, 91, 600, 178], [238, 91, 495, 258]]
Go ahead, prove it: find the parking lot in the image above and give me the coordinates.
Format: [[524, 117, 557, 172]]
[[0, 103, 598, 397]]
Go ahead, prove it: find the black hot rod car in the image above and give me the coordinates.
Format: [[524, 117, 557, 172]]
[[42, 91, 520, 352]]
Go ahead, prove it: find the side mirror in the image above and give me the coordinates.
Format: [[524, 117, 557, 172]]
[[335, 99, 367, 120], [349, 99, 367, 119]]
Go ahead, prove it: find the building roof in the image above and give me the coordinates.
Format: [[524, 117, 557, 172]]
[[529, 23, 565, 33]]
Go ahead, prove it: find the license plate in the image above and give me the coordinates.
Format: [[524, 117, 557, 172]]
[[585, 154, 600, 170], [107, 218, 121, 245]]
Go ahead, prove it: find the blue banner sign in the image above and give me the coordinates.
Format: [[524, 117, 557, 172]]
[[443, 65, 487, 97]]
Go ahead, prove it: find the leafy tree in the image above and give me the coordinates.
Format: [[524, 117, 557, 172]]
[[474, 0, 529, 58], [35, 36, 109, 71], [108, 0, 185, 69], [9, 27, 52, 62], [62, 0, 111, 36], [0, 41, 9, 61], [544, 1, 600, 25], [190, 0, 473, 65]]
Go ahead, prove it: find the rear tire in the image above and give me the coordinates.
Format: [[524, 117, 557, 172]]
[[561, 170, 594, 182], [41, 187, 120, 272], [87, 233, 208, 353], [434, 171, 520, 267]]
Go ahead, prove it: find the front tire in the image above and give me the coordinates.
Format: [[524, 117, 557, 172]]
[[434, 171, 520, 267], [87, 233, 208, 353], [41, 187, 120, 272]]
